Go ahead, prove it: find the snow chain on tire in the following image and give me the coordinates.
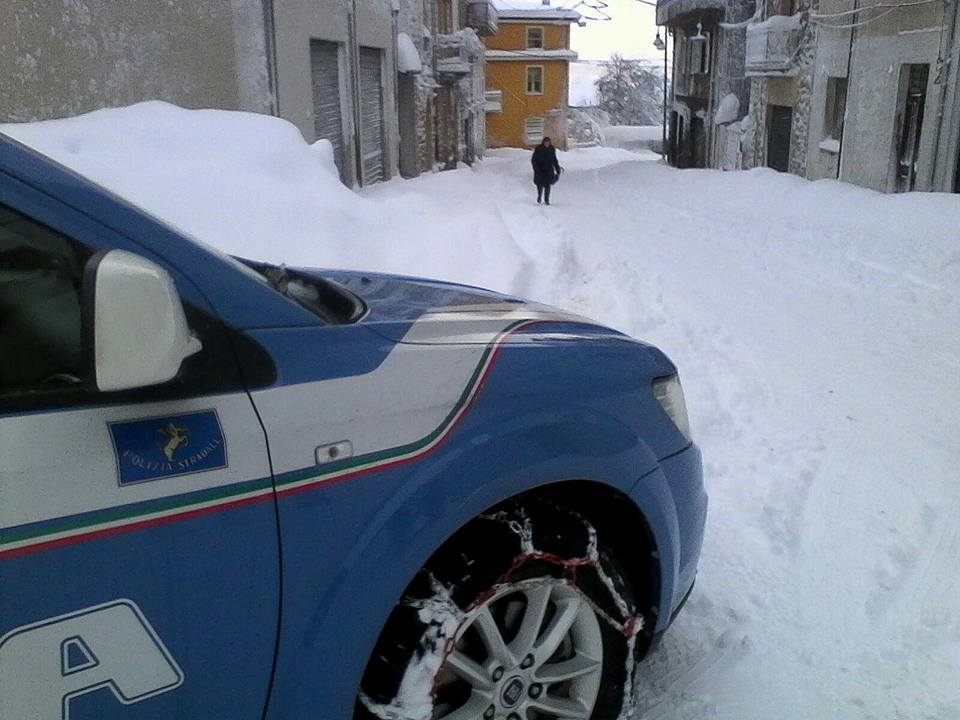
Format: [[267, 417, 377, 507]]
[[356, 499, 644, 720]]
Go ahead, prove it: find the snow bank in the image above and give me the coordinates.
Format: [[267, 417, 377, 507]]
[[397, 33, 422, 74], [751, 11, 803, 31], [602, 125, 664, 154], [1, 102, 374, 269], [714, 93, 740, 125], [603, 125, 663, 144]]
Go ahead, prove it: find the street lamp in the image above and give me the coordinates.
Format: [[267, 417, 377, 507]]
[[690, 20, 707, 42], [654, 29, 667, 162]]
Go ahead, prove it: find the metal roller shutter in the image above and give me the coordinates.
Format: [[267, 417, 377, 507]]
[[310, 40, 346, 181], [358, 47, 386, 185]]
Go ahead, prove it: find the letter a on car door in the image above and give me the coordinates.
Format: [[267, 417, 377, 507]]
[[0, 600, 183, 719]]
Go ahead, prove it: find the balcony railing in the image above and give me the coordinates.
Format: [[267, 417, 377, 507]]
[[745, 16, 801, 76], [465, 0, 498, 36]]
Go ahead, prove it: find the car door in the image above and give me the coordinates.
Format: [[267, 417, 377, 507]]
[[0, 181, 279, 720]]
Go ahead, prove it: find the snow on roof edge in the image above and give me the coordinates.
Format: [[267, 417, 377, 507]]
[[493, 0, 581, 21]]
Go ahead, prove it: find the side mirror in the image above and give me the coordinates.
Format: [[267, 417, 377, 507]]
[[84, 250, 201, 392]]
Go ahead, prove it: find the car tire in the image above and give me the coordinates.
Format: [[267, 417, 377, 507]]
[[355, 499, 641, 720]]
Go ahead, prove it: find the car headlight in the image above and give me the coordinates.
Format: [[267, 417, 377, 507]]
[[652, 374, 692, 442]]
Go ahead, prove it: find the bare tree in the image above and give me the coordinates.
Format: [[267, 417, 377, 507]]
[[595, 54, 663, 126]]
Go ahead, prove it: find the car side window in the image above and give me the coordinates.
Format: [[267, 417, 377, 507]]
[[0, 203, 90, 392], [0, 202, 276, 413]]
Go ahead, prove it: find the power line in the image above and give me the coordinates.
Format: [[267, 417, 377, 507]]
[[809, 0, 942, 20]]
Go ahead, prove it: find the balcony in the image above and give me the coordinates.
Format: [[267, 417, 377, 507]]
[[656, 0, 726, 25], [435, 32, 483, 81], [465, 0, 498, 36], [745, 15, 802, 76]]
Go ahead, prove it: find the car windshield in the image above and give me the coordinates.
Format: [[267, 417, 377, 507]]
[[234, 257, 365, 325]]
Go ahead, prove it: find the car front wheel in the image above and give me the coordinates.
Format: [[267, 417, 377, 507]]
[[356, 499, 642, 720]]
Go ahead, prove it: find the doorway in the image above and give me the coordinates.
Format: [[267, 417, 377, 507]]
[[691, 116, 706, 168], [954, 139, 960, 192], [894, 63, 929, 192], [767, 105, 793, 172], [669, 111, 680, 166], [397, 73, 418, 178], [358, 47, 386, 186]]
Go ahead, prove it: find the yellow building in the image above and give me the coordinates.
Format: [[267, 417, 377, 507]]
[[484, 3, 580, 150]]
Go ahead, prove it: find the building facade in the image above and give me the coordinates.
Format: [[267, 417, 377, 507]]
[[658, 0, 756, 169], [811, 0, 959, 192], [0, 0, 274, 122], [658, 0, 960, 193], [1, 0, 497, 186], [271, 0, 400, 186], [226, 0, 495, 185], [401, 0, 497, 175], [484, 4, 580, 150]]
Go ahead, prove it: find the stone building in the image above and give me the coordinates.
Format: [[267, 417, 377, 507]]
[[1, 0, 497, 186], [659, 0, 960, 193], [657, 0, 756, 168], [403, 0, 496, 173], [805, 0, 960, 191]]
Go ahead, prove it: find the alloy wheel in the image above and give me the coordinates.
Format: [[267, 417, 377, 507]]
[[433, 582, 604, 720]]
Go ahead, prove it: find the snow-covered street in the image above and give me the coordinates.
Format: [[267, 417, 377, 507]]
[[7, 106, 959, 718], [371, 147, 960, 720]]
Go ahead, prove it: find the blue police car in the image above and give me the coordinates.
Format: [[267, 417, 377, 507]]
[[0, 132, 707, 720]]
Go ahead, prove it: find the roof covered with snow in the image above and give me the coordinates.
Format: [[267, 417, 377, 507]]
[[493, 0, 581, 21], [485, 48, 578, 60]]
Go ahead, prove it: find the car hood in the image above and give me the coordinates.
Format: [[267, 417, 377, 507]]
[[307, 268, 634, 347]]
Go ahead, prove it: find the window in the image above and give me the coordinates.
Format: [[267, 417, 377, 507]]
[[777, 0, 796, 15], [526, 26, 544, 49], [437, 0, 454, 33], [525, 65, 544, 95], [689, 32, 711, 75], [0, 202, 273, 410], [0, 204, 89, 393], [525, 117, 545, 144]]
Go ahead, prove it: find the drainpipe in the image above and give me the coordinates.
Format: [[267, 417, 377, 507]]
[[663, 30, 669, 163], [837, 0, 859, 181], [392, 0, 401, 179], [930, 0, 959, 190], [348, 0, 364, 187], [262, 0, 280, 116]]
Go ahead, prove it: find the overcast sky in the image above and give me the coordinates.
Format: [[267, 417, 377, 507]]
[[569, 0, 664, 62]]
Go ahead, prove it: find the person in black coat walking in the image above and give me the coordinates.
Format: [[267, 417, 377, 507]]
[[531, 137, 561, 205]]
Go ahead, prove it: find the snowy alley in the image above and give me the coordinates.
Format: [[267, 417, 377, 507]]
[[5, 105, 959, 719]]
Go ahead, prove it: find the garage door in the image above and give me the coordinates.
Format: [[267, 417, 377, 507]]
[[310, 40, 346, 181], [358, 47, 385, 185]]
